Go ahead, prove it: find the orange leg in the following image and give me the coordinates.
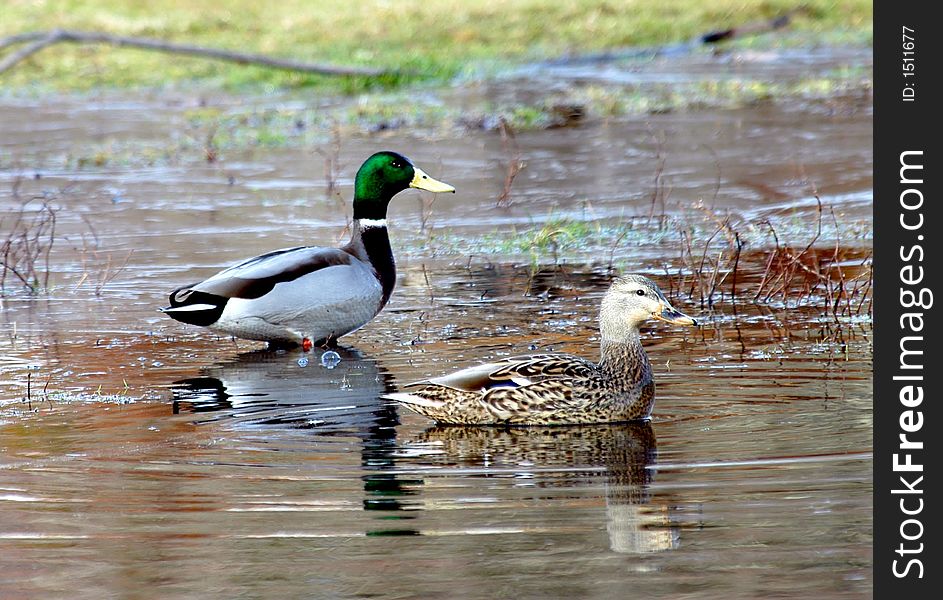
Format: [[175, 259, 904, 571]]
[[301, 337, 313, 352]]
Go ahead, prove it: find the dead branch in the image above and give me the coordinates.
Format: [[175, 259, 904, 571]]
[[540, 9, 801, 67], [0, 29, 393, 77], [700, 10, 797, 44], [0, 31, 61, 73]]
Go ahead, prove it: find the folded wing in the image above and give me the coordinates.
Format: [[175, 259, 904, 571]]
[[162, 246, 355, 326]]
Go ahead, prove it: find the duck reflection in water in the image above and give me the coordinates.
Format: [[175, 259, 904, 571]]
[[169, 350, 678, 550], [171, 347, 422, 529], [171, 347, 396, 435], [407, 422, 679, 554]]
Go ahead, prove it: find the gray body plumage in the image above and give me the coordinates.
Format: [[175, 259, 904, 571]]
[[208, 252, 384, 344], [163, 224, 390, 346]]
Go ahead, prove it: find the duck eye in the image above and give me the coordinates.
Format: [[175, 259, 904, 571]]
[[635, 289, 646, 296], [390, 160, 403, 168]]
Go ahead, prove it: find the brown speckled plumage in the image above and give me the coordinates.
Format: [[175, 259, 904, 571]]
[[384, 275, 697, 425]]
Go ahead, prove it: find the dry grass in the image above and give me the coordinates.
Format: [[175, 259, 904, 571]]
[[1, 179, 140, 298], [751, 199, 872, 319], [669, 197, 872, 320]]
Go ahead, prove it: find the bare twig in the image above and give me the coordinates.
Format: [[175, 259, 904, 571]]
[[607, 227, 630, 274], [704, 144, 722, 210], [730, 232, 743, 303], [418, 157, 445, 237], [96, 249, 134, 296], [315, 122, 343, 200], [420, 263, 436, 306], [313, 125, 352, 241], [646, 125, 672, 226], [496, 117, 524, 208], [856, 256, 873, 316], [203, 123, 219, 163], [1, 190, 59, 295]]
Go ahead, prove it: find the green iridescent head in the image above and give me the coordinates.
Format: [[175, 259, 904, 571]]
[[352, 151, 454, 219]]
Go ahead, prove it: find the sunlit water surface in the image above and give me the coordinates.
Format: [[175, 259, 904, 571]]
[[1, 47, 871, 598]]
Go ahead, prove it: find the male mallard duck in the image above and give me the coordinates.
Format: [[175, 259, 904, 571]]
[[384, 275, 697, 425], [162, 151, 454, 349]]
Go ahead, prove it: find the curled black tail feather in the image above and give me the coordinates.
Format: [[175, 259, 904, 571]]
[[161, 285, 228, 327]]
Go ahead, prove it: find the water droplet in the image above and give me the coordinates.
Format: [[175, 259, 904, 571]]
[[320, 351, 341, 369], [297, 357, 309, 368]]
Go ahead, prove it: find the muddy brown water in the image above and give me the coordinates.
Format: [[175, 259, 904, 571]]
[[1, 48, 871, 598]]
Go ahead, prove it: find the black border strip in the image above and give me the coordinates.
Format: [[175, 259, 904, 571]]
[[875, 1, 939, 595]]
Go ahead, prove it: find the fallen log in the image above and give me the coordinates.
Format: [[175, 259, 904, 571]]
[[538, 9, 800, 67], [0, 29, 392, 77]]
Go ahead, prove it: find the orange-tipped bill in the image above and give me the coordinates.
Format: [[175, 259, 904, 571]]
[[654, 304, 698, 326]]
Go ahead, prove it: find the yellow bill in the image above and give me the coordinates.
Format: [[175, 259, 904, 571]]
[[411, 167, 456, 193]]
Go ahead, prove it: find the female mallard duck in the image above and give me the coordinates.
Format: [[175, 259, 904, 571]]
[[162, 151, 454, 350], [384, 275, 697, 425]]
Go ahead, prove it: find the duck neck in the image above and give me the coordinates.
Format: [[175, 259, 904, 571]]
[[347, 217, 396, 307], [598, 332, 652, 392], [352, 191, 390, 221]]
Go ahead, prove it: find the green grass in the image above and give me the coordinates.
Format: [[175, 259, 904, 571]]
[[1, 0, 872, 92]]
